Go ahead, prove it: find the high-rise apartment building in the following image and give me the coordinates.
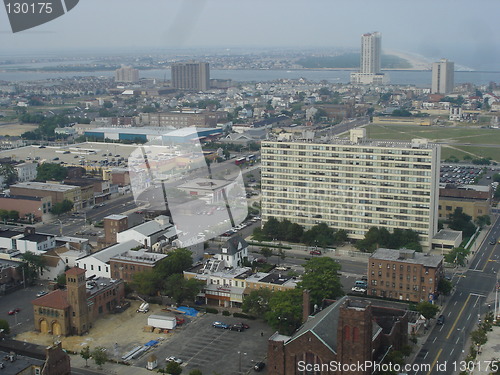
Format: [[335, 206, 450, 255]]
[[431, 59, 454, 94], [115, 66, 139, 83], [261, 129, 440, 248], [171, 62, 210, 91], [351, 32, 388, 85]]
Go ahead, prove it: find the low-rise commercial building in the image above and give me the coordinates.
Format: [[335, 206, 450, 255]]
[[0, 194, 52, 222], [439, 185, 491, 220], [10, 182, 82, 211]]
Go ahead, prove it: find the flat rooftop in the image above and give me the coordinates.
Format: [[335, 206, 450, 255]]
[[370, 248, 443, 268], [264, 137, 437, 150], [11, 182, 79, 192]]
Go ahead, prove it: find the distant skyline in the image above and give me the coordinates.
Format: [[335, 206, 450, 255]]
[[1, 0, 499, 70]]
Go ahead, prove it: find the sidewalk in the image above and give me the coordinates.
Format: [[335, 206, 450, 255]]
[[70, 354, 152, 375], [471, 325, 500, 374]]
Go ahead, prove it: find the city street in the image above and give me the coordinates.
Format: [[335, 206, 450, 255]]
[[412, 216, 500, 375]]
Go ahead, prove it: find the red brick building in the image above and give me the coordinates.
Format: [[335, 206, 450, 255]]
[[267, 296, 408, 375], [368, 248, 444, 303], [32, 267, 125, 336]]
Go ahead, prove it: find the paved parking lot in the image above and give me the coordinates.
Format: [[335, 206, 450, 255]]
[[0, 283, 46, 335], [135, 313, 272, 374]]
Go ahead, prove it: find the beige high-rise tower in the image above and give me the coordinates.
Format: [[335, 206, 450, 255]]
[[171, 62, 210, 91], [432, 59, 454, 94]]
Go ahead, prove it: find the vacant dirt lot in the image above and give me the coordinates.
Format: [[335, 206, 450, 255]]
[[15, 300, 183, 357], [0, 122, 37, 136]]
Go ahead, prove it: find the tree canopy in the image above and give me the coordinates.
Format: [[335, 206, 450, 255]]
[[242, 289, 272, 317], [444, 247, 470, 267], [265, 289, 303, 335], [298, 257, 344, 306], [163, 274, 204, 304], [51, 199, 74, 216], [132, 248, 193, 295], [355, 227, 422, 253], [253, 217, 346, 247], [36, 163, 68, 181], [447, 208, 476, 237], [416, 301, 439, 320]]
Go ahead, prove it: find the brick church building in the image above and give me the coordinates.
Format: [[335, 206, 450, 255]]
[[267, 294, 409, 375], [32, 267, 125, 336]]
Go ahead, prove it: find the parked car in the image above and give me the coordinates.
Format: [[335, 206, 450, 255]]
[[229, 324, 245, 332], [166, 356, 183, 364], [436, 314, 445, 325], [489, 239, 496, 245], [254, 362, 265, 372], [36, 291, 48, 298], [213, 321, 230, 329], [7, 308, 20, 315], [239, 322, 250, 329], [351, 286, 366, 293], [309, 250, 322, 255]]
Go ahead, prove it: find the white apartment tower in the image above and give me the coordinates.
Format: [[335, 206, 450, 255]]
[[361, 32, 381, 74], [261, 129, 440, 248], [351, 32, 388, 85], [115, 66, 139, 83], [432, 59, 454, 94]]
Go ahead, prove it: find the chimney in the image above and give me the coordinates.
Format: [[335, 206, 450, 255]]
[[302, 289, 311, 323], [24, 226, 36, 236]]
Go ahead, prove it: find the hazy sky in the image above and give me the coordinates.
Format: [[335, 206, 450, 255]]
[[1, 0, 499, 69]]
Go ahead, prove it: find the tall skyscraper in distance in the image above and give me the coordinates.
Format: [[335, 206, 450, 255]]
[[351, 32, 388, 85], [361, 31, 381, 74], [432, 59, 454, 94], [115, 65, 139, 83], [171, 62, 210, 91]]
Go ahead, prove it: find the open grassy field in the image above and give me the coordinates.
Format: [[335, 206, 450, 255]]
[[0, 122, 37, 136], [365, 124, 500, 162]]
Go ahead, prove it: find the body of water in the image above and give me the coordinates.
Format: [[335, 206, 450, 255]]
[[0, 68, 499, 87]]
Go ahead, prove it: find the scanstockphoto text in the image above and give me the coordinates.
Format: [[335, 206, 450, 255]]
[[297, 360, 500, 373]]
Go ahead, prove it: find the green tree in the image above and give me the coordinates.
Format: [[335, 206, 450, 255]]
[[163, 274, 204, 304], [132, 270, 161, 295], [334, 229, 348, 244], [0, 319, 10, 334], [36, 163, 68, 181], [470, 329, 487, 349], [21, 251, 46, 284], [492, 173, 500, 183], [80, 346, 91, 367], [189, 370, 203, 375], [416, 301, 439, 320], [298, 257, 344, 306], [132, 248, 193, 295], [444, 247, 470, 267], [260, 247, 273, 261], [56, 273, 67, 286], [242, 289, 272, 317], [437, 278, 452, 296], [495, 184, 500, 199], [8, 210, 19, 221], [103, 101, 113, 108], [0, 163, 17, 185], [92, 347, 107, 369], [165, 360, 182, 375], [265, 289, 303, 335], [448, 207, 476, 237], [475, 215, 491, 228], [51, 199, 74, 216]]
